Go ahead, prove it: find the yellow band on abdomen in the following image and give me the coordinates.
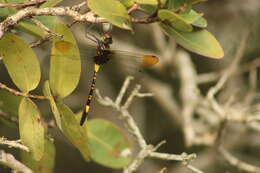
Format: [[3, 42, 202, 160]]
[[85, 105, 90, 113]]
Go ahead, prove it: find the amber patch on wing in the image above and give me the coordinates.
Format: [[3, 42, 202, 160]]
[[142, 55, 159, 67]]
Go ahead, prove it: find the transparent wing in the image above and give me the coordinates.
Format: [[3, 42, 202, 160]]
[[51, 40, 159, 75]]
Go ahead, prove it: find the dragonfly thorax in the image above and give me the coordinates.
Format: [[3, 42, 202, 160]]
[[94, 49, 113, 65]]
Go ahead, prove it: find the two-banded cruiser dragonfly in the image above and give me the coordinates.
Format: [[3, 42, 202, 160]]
[[54, 33, 159, 126]]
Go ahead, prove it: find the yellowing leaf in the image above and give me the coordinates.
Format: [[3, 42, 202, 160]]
[[0, 33, 41, 92], [21, 138, 56, 173], [49, 22, 81, 98], [19, 98, 45, 161], [43, 81, 62, 130]]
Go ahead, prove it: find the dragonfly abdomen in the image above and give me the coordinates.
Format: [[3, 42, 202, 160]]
[[80, 64, 100, 126]]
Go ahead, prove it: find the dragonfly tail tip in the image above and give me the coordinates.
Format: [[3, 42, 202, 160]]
[[80, 112, 88, 126]]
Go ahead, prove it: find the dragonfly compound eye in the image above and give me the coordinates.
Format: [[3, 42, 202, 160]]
[[103, 33, 113, 45]]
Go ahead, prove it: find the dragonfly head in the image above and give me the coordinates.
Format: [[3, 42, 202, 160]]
[[102, 33, 113, 48]]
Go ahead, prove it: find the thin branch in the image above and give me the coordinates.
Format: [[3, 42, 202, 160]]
[[175, 50, 199, 147], [128, 2, 140, 14], [158, 167, 167, 173], [115, 76, 134, 107], [31, 18, 61, 37], [71, 1, 86, 11], [206, 31, 250, 118], [123, 145, 154, 173], [30, 34, 55, 48], [141, 75, 182, 126], [29, 17, 62, 47], [0, 0, 47, 8], [0, 82, 46, 99], [0, 137, 29, 152], [196, 57, 260, 84], [149, 152, 196, 162], [219, 147, 260, 173], [0, 150, 33, 173], [0, 110, 18, 123]]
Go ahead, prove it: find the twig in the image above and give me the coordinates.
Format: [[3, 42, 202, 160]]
[[158, 167, 167, 173], [0, 150, 33, 173], [196, 57, 260, 84], [29, 17, 62, 47], [30, 34, 55, 47], [149, 152, 196, 162], [128, 2, 140, 14], [0, 137, 29, 152], [71, 1, 86, 11], [0, 0, 47, 8], [0, 82, 46, 100], [0, 110, 18, 123], [141, 75, 182, 126], [219, 147, 260, 173], [207, 31, 250, 118], [31, 18, 61, 37], [115, 76, 134, 107], [175, 50, 199, 147], [124, 145, 153, 173]]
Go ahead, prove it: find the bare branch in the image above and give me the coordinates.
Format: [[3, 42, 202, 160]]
[[0, 137, 29, 152], [115, 76, 134, 107], [0, 82, 46, 100], [0, 150, 33, 173], [0, 0, 47, 8], [0, 5, 105, 38], [175, 50, 199, 147], [219, 147, 260, 173]]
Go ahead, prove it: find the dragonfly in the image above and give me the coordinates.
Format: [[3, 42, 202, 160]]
[[54, 32, 159, 126]]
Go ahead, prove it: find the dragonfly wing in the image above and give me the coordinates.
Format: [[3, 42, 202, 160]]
[[110, 49, 159, 67]]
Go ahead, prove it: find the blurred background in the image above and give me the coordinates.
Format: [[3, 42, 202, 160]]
[[1, 0, 260, 172]]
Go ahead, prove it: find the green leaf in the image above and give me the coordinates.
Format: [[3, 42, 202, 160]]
[[36, 16, 58, 30], [42, 81, 62, 130], [0, 4, 11, 18], [135, 0, 157, 5], [190, 0, 207, 5], [57, 102, 90, 161], [192, 15, 207, 28], [159, 22, 224, 59], [179, 9, 207, 28], [40, 0, 62, 7], [158, 9, 193, 32], [167, 0, 187, 10], [0, 33, 41, 92], [17, 21, 46, 38], [88, 0, 132, 30], [119, 0, 134, 7], [49, 22, 81, 98], [0, 90, 21, 117], [21, 138, 56, 173], [87, 119, 132, 168], [19, 98, 45, 161]]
